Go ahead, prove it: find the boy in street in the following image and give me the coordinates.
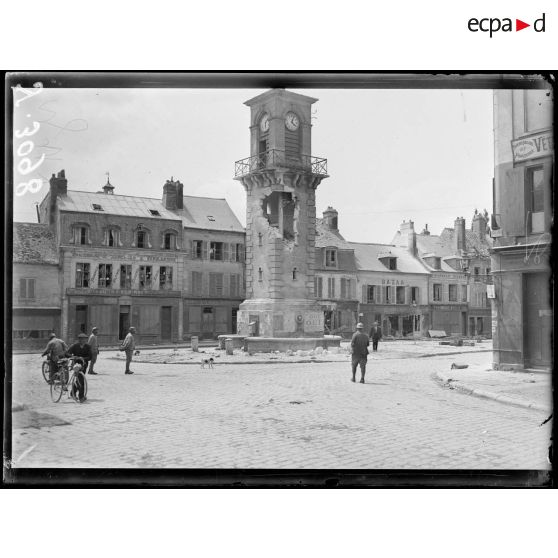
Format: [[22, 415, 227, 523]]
[[351, 322, 370, 384]]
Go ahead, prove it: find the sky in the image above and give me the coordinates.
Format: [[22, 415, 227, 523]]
[[13, 86, 494, 244]]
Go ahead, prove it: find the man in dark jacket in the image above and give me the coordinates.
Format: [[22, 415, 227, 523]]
[[369, 321, 382, 352], [67, 333, 92, 402], [350, 322, 370, 384]]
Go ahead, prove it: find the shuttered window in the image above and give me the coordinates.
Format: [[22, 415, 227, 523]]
[[192, 271, 203, 296], [19, 278, 36, 299], [209, 273, 224, 296]]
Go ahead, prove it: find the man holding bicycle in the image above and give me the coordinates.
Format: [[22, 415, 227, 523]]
[[66, 333, 92, 402], [41, 333, 68, 383]]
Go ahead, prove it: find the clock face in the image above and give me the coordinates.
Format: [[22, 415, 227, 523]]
[[285, 112, 300, 131], [259, 113, 270, 132]]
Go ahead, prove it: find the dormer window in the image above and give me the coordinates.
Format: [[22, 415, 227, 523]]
[[132, 224, 152, 249], [148, 209, 160, 216], [102, 225, 122, 247], [161, 230, 180, 250], [70, 223, 92, 245], [92, 203, 104, 211], [207, 215, 215, 222], [325, 248, 337, 268], [379, 255, 397, 270]]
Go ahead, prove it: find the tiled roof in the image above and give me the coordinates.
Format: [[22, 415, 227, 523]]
[[177, 195, 245, 233], [13, 223, 59, 264], [56, 190, 244, 233], [439, 227, 493, 257], [315, 219, 353, 248], [349, 243, 429, 274]]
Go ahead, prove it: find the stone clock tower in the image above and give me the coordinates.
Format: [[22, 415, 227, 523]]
[[234, 89, 329, 338]]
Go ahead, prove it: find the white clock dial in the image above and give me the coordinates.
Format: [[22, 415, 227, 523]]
[[260, 113, 270, 132], [285, 112, 300, 131]]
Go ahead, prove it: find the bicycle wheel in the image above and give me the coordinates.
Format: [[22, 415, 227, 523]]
[[50, 374, 64, 403], [42, 361, 50, 383]]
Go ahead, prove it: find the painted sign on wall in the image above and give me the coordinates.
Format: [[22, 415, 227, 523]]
[[511, 131, 553, 162]]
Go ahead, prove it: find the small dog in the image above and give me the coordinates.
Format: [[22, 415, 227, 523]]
[[201, 357, 214, 369], [134, 350, 141, 356]]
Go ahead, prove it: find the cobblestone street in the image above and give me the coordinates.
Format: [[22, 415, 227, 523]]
[[10, 349, 552, 469]]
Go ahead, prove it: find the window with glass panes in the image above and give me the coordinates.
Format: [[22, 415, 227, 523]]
[[76, 263, 90, 287]]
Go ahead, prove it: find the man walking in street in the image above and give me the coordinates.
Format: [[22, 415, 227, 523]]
[[41, 332, 68, 383], [88, 326, 99, 375], [351, 322, 370, 384], [369, 321, 382, 352], [120, 326, 136, 375]]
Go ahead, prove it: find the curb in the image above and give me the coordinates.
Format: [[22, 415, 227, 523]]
[[108, 348, 493, 366], [435, 371, 551, 414]]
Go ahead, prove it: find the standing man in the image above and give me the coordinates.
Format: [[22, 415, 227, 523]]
[[41, 332, 68, 383], [120, 326, 136, 375], [67, 333, 93, 402], [88, 327, 99, 375], [350, 322, 370, 384], [369, 321, 382, 352]]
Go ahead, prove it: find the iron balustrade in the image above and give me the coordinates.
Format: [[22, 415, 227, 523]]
[[234, 149, 328, 178]]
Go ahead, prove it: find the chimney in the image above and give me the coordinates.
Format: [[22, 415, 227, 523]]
[[162, 177, 184, 210], [454, 217, 466, 254], [399, 220, 416, 255], [421, 224, 430, 235], [471, 209, 487, 242], [48, 170, 68, 225], [322, 206, 339, 231]]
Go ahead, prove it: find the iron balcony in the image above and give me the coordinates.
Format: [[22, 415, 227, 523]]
[[234, 149, 328, 178]]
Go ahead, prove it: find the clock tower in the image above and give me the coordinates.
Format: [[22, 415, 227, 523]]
[[234, 89, 328, 338]]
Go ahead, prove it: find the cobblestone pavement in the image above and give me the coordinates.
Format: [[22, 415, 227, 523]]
[[9, 351, 552, 469]]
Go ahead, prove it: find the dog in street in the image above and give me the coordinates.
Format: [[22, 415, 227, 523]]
[[201, 357, 214, 369]]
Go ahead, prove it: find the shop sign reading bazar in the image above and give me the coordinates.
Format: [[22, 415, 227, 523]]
[[512, 131, 553, 163]]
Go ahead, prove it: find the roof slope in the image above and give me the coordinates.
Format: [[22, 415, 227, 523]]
[[315, 218, 353, 249], [57, 190, 244, 233], [349, 243, 429, 274], [13, 223, 59, 264]]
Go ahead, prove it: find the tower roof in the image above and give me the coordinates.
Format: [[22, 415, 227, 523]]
[[244, 88, 319, 107]]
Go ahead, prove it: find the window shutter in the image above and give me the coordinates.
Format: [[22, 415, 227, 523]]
[[19, 278, 27, 298], [362, 284, 367, 303], [340, 278, 346, 299], [500, 167, 526, 236], [224, 243, 230, 262], [202, 241, 208, 260]]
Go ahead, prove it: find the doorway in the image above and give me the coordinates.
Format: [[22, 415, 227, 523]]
[[202, 307, 214, 339], [119, 305, 130, 340], [75, 305, 88, 336], [524, 272, 552, 368], [161, 306, 172, 341]]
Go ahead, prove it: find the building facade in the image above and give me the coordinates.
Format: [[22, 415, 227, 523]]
[[491, 88, 553, 370], [392, 216, 492, 337], [34, 171, 245, 345], [314, 208, 359, 337], [12, 223, 61, 350]]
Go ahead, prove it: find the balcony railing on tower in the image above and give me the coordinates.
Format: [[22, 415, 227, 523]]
[[234, 149, 328, 178]]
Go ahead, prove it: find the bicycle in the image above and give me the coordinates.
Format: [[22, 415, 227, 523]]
[[50, 357, 88, 403], [42, 359, 51, 383]]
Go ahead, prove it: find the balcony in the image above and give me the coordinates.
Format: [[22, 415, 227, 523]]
[[234, 149, 328, 178]]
